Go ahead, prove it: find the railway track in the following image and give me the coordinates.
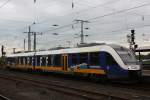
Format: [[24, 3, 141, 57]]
[[0, 94, 10, 100], [0, 69, 150, 100], [0, 73, 136, 100], [9, 69, 150, 89], [110, 80, 150, 92]]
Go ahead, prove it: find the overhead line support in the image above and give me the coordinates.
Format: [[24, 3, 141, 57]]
[[75, 20, 89, 44]]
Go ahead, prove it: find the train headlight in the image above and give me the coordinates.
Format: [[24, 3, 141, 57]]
[[128, 65, 140, 70]]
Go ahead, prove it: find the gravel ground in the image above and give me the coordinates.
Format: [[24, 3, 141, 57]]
[[0, 74, 86, 100], [0, 69, 149, 100], [142, 70, 150, 76]]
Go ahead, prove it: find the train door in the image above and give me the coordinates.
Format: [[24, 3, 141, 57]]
[[62, 55, 68, 71]]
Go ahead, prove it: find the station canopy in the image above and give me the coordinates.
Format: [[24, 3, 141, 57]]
[[135, 46, 150, 52]]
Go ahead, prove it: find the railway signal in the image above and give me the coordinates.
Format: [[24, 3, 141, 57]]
[[127, 29, 138, 51], [131, 29, 135, 45]]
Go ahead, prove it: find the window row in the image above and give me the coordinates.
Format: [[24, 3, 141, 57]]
[[7, 52, 117, 67]]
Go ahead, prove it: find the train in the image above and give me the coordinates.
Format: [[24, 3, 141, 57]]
[[6, 43, 142, 81]]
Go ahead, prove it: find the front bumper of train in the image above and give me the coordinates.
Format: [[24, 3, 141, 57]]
[[127, 65, 141, 70], [128, 70, 142, 80]]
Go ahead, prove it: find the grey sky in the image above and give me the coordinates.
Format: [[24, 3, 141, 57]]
[[0, 0, 150, 53]]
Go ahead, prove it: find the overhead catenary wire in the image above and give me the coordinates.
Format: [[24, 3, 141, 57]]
[[40, 1, 150, 35], [85, 22, 150, 37], [34, 1, 149, 33], [40, 21, 150, 47], [3, 0, 150, 34], [0, 0, 11, 9], [16, 0, 150, 50], [73, 0, 121, 16], [36, 0, 120, 25], [18, 0, 150, 49], [88, 2, 150, 21], [43, 22, 78, 33]]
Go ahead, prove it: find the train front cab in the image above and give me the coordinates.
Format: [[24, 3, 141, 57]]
[[100, 52, 129, 80], [116, 47, 141, 81], [104, 46, 142, 81]]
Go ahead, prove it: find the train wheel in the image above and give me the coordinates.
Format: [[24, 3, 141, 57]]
[[83, 73, 90, 79], [99, 75, 108, 83], [89, 74, 100, 82]]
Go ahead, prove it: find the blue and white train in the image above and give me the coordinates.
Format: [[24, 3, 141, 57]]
[[6, 44, 142, 81]]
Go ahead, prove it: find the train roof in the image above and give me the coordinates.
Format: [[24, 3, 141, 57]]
[[7, 44, 126, 57]]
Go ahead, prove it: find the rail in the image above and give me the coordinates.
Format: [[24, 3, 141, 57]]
[[0, 73, 130, 100], [0, 94, 10, 100]]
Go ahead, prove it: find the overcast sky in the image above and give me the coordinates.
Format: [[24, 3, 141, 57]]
[[0, 0, 150, 53]]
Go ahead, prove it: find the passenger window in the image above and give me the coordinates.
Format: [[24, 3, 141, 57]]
[[53, 55, 61, 67], [47, 55, 51, 66], [41, 56, 46, 66], [36, 56, 40, 66], [71, 54, 78, 65], [24, 57, 27, 65], [90, 52, 100, 66], [18, 57, 20, 64], [29, 57, 32, 65], [20, 57, 23, 64], [79, 53, 88, 64], [23, 57, 25, 64], [15, 57, 18, 64], [47, 55, 52, 66], [106, 53, 117, 65]]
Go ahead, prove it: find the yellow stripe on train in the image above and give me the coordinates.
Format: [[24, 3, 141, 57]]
[[12, 64, 106, 75]]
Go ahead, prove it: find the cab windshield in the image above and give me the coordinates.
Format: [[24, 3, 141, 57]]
[[113, 46, 138, 65]]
